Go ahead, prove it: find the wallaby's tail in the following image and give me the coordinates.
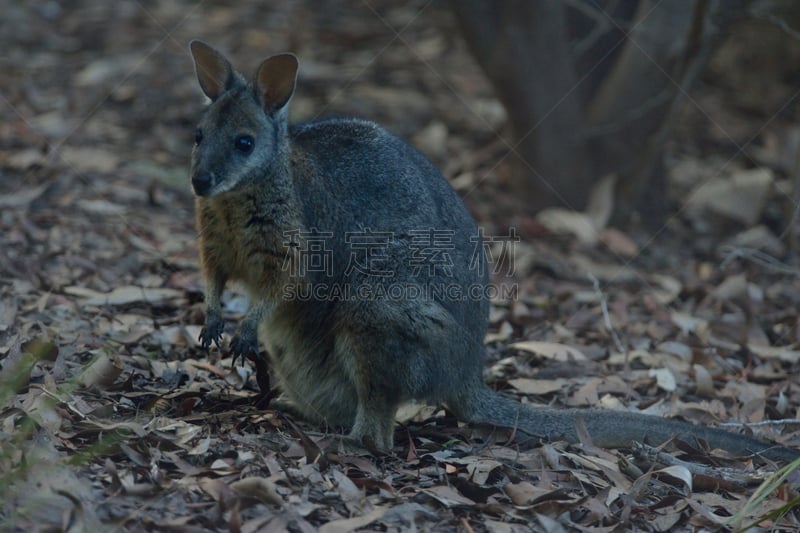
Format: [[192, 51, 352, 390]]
[[453, 386, 799, 463]]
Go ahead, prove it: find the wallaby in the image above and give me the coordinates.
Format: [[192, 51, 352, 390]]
[[188, 40, 798, 462]]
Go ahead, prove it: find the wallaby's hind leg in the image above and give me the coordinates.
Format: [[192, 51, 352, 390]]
[[337, 298, 482, 450], [333, 331, 401, 449], [348, 396, 397, 450]]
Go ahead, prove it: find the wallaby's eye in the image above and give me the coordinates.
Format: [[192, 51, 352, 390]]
[[194, 128, 203, 145], [235, 134, 254, 154]]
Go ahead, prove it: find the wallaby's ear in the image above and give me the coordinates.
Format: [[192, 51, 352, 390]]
[[190, 40, 237, 101], [254, 54, 298, 113]]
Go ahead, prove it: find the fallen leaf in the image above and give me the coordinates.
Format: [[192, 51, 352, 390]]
[[0, 297, 17, 332], [331, 469, 362, 503], [199, 478, 236, 506], [186, 435, 211, 456], [649, 274, 683, 304], [485, 320, 513, 343], [725, 224, 785, 256], [649, 367, 677, 392], [318, 506, 387, 533], [584, 174, 616, 230], [671, 312, 709, 340], [64, 285, 184, 306], [78, 350, 122, 389], [693, 364, 715, 397], [422, 485, 476, 507], [508, 378, 566, 395], [536, 209, 598, 244], [503, 481, 556, 506], [77, 198, 127, 216], [713, 273, 748, 300], [510, 341, 587, 361], [230, 477, 283, 507], [598, 228, 638, 257], [657, 341, 692, 361], [685, 167, 772, 225], [3, 148, 46, 170], [0, 185, 48, 208], [655, 465, 692, 492]]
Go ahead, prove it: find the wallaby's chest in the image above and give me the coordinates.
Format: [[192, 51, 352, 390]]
[[196, 196, 289, 295]]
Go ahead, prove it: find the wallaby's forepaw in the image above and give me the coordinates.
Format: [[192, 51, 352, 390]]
[[199, 312, 224, 350], [230, 324, 258, 367]]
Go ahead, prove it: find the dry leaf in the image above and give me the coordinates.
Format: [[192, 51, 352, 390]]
[[65, 286, 184, 306], [485, 320, 513, 343], [693, 364, 715, 397], [536, 209, 599, 244], [584, 174, 616, 230], [465, 459, 503, 485], [199, 478, 236, 506], [648, 367, 677, 392], [318, 507, 387, 533], [331, 469, 362, 503], [3, 149, 46, 169], [725, 224, 784, 256], [598, 227, 638, 257], [230, 477, 283, 507], [77, 198, 127, 216], [509, 341, 587, 361], [655, 465, 693, 492], [713, 273, 748, 300], [0, 185, 48, 208], [657, 341, 692, 361], [186, 435, 211, 456], [649, 274, 682, 305], [503, 481, 551, 506], [508, 378, 566, 395], [671, 312, 709, 339], [685, 167, 773, 225], [79, 351, 122, 389], [422, 485, 475, 507]]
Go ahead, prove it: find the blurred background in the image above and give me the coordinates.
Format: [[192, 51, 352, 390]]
[[4, 0, 800, 242]]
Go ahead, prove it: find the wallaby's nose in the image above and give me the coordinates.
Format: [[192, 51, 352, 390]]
[[192, 174, 213, 196]]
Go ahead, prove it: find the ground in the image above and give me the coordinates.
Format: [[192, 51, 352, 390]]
[[1, 1, 800, 531]]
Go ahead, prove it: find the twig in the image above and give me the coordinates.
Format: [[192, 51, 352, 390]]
[[631, 442, 769, 487], [718, 245, 800, 277], [717, 418, 800, 429], [588, 273, 625, 354]]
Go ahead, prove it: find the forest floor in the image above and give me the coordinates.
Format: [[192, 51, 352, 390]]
[[2, 1, 800, 531]]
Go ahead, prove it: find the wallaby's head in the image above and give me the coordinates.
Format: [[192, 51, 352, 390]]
[[188, 40, 298, 197]]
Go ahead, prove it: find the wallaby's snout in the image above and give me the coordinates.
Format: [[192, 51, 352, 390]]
[[191, 172, 215, 196]]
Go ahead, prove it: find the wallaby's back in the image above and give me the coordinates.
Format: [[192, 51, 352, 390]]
[[288, 117, 489, 334]]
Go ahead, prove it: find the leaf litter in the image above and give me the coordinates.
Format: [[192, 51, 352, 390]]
[[1, 1, 800, 531]]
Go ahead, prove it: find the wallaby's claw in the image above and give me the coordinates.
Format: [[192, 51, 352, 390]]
[[229, 327, 258, 367], [199, 314, 224, 350]]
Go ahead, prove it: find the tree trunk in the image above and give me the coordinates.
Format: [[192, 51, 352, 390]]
[[453, 0, 752, 226], [453, 0, 594, 212]]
